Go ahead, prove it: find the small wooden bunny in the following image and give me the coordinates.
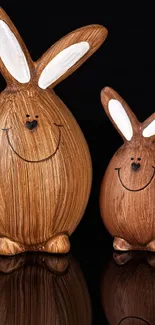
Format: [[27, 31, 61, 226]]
[[0, 8, 108, 255], [100, 87, 155, 251]]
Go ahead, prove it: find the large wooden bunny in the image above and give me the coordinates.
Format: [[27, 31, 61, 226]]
[[0, 8, 108, 255], [100, 87, 155, 251]]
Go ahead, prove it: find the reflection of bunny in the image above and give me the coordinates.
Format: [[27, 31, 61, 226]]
[[0, 8, 108, 255], [100, 87, 155, 251], [0, 254, 92, 325], [101, 252, 155, 325]]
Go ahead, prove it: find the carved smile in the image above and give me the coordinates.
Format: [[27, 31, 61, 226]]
[[118, 316, 151, 325], [115, 166, 155, 192], [2, 124, 62, 163]]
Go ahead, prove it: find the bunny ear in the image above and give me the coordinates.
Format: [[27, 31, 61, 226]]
[[142, 113, 155, 139], [36, 24, 108, 89], [101, 87, 140, 142], [0, 7, 33, 86]]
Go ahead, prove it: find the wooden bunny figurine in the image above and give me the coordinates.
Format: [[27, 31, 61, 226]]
[[100, 87, 155, 251], [0, 8, 108, 255]]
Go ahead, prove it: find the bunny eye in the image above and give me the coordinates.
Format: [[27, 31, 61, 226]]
[[26, 114, 30, 117], [131, 157, 134, 160]]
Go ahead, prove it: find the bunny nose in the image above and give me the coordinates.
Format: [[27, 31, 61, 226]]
[[131, 162, 140, 171], [25, 120, 38, 130]]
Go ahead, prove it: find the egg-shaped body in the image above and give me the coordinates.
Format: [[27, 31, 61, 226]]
[[100, 142, 155, 247], [0, 87, 92, 250]]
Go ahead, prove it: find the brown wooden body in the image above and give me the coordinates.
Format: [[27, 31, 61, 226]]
[[0, 8, 108, 254], [101, 253, 155, 325], [100, 142, 155, 246], [0, 254, 92, 325], [0, 87, 91, 246], [100, 87, 155, 251]]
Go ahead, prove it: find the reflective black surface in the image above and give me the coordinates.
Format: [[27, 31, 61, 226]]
[[101, 251, 155, 325], [1, 242, 155, 324], [0, 253, 92, 325], [1, 2, 155, 324]]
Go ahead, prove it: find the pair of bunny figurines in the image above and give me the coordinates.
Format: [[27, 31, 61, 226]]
[[0, 8, 155, 256]]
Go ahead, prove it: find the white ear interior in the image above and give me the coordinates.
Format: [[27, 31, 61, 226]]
[[0, 20, 30, 83], [38, 41, 90, 89], [143, 119, 155, 137], [108, 99, 133, 141]]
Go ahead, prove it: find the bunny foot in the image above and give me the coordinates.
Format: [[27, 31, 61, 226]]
[[146, 240, 155, 252], [40, 255, 70, 274], [113, 237, 133, 251], [113, 252, 133, 265], [0, 254, 25, 273], [41, 233, 70, 254], [0, 237, 25, 256]]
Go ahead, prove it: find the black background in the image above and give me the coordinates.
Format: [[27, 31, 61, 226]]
[[1, 2, 155, 324]]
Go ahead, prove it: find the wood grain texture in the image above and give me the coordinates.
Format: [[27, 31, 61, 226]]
[[0, 254, 92, 325], [101, 252, 155, 325], [0, 7, 34, 87], [35, 24, 108, 89], [0, 8, 108, 255], [100, 87, 155, 251]]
